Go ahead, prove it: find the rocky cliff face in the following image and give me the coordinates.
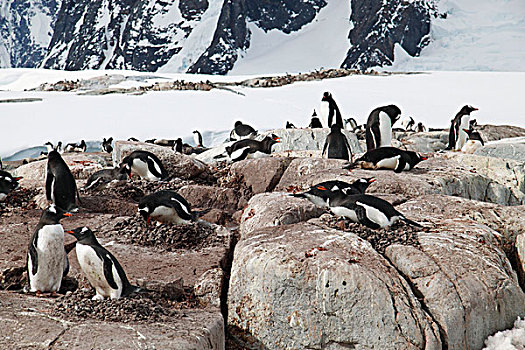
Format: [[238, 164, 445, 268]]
[[1, 0, 434, 74]]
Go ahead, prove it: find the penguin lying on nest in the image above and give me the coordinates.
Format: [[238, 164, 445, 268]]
[[0, 170, 22, 202], [344, 147, 427, 173], [293, 179, 421, 229], [138, 190, 196, 225], [226, 134, 281, 162], [83, 164, 130, 191], [64, 140, 87, 153], [292, 177, 375, 207], [121, 150, 169, 181]]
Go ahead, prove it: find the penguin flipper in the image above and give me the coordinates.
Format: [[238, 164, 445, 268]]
[[401, 216, 422, 228], [102, 253, 119, 290], [370, 123, 381, 149], [169, 197, 194, 221], [356, 205, 381, 229], [394, 157, 406, 173], [45, 170, 54, 201], [28, 236, 39, 275], [146, 156, 167, 180]]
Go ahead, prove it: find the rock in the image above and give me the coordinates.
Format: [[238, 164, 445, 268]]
[[194, 268, 224, 308], [179, 185, 240, 211], [113, 141, 209, 179], [239, 192, 326, 239], [228, 157, 292, 195], [228, 222, 441, 350], [13, 153, 108, 188], [398, 130, 449, 153], [386, 195, 525, 350], [474, 141, 525, 163], [477, 125, 525, 142]]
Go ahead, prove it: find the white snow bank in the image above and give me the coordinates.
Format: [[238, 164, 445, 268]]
[[483, 317, 525, 350]]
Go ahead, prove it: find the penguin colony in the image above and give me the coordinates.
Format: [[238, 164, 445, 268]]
[[0, 90, 483, 303]]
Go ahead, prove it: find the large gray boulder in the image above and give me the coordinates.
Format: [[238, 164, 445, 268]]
[[113, 141, 208, 179], [474, 141, 525, 163], [397, 130, 449, 153], [227, 157, 292, 195], [228, 222, 442, 350]]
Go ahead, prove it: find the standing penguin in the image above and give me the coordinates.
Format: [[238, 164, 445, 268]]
[[365, 105, 402, 151], [309, 110, 323, 128], [138, 190, 195, 225], [26, 205, 72, 294], [173, 138, 183, 153], [0, 170, 22, 202], [120, 150, 168, 181], [66, 227, 139, 300], [461, 128, 485, 154], [322, 125, 353, 161], [344, 118, 359, 132], [230, 121, 257, 141], [102, 137, 113, 153], [46, 150, 79, 212], [447, 105, 478, 151], [193, 130, 204, 147], [319, 92, 343, 128]]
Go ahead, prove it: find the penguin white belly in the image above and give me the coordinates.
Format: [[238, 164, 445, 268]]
[[151, 205, 189, 224], [455, 116, 470, 150], [330, 206, 358, 222], [230, 147, 250, 162], [461, 140, 482, 154], [0, 193, 6, 202], [357, 202, 390, 228], [247, 151, 269, 159], [303, 193, 328, 208], [376, 156, 400, 170], [131, 158, 160, 181], [76, 243, 123, 299], [378, 112, 392, 147], [320, 101, 330, 128], [29, 224, 65, 292]]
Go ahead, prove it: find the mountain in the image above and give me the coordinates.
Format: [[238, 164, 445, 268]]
[[0, 0, 523, 74]]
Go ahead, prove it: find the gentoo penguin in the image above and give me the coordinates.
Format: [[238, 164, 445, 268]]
[[415, 122, 427, 133], [346, 147, 427, 173], [128, 137, 140, 142], [344, 118, 359, 132], [365, 105, 402, 151], [285, 121, 296, 129], [461, 128, 485, 154], [230, 121, 257, 141], [401, 117, 415, 131], [44, 142, 54, 153], [102, 137, 113, 153], [292, 178, 376, 207], [0, 170, 22, 202], [84, 165, 129, 191], [26, 205, 72, 294], [46, 150, 79, 211], [193, 130, 204, 147], [319, 92, 343, 128], [173, 138, 183, 153], [322, 125, 353, 161], [138, 190, 194, 225], [226, 134, 281, 162], [120, 150, 168, 181], [447, 105, 478, 150], [55, 141, 63, 153], [64, 140, 87, 153], [309, 110, 323, 128], [66, 227, 138, 300], [469, 119, 478, 130]]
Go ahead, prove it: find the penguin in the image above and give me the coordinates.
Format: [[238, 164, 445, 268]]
[[285, 121, 296, 129], [469, 119, 478, 130], [138, 190, 195, 225], [193, 130, 204, 147], [0, 170, 22, 202], [447, 105, 478, 151], [128, 137, 140, 142], [44, 142, 54, 153], [102, 137, 113, 153], [292, 177, 375, 207], [26, 205, 72, 294], [173, 138, 183, 153], [365, 105, 402, 151], [461, 128, 485, 154], [309, 110, 323, 128], [401, 117, 415, 131], [46, 150, 79, 211], [344, 118, 359, 132], [230, 121, 257, 141], [66, 227, 139, 300], [322, 124, 353, 161], [225, 134, 281, 162], [415, 122, 427, 133], [345, 147, 427, 173], [84, 165, 130, 191], [120, 150, 168, 181], [319, 92, 343, 128], [55, 141, 63, 153], [64, 140, 86, 153]]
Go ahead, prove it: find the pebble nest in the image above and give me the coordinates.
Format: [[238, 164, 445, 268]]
[[323, 216, 426, 254], [109, 216, 225, 251], [0, 188, 39, 214], [53, 287, 199, 323]]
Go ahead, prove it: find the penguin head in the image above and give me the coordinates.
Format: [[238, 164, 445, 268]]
[[192, 130, 200, 134], [234, 121, 243, 127], [119, 163, 131, 178], [66, 226, 95, 242], [417, 153, 428, 163], [312, 110, 317, 116], [41, 204, 72, 224], [347, 177, 375, 194], [383, 105, 402, 125], [47, 150, 62, 160], [460, 105, 478, 115], [138, 203, 151, 225], [322, 92, 332, 101], [330, 124, 342, 132]]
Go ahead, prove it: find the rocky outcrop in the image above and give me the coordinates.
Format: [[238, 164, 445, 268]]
[[228, 157, 292, 195], [228, 222, 442, 349], [475, 142, 525, 163]]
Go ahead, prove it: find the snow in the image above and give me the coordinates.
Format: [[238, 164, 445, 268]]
[[483, 317, 525, 350], [229, 0, 352, 75], [389, 0, 525, 72], [29, 8, 53, 47], [0, 69, 523, 160]]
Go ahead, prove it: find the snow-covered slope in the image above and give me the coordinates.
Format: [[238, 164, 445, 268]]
[[0, 69, 523, 159]]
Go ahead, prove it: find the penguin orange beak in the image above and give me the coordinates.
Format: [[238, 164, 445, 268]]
[[472, 107, 479, 111], [14, 177, 23, 181], [462, 129, 470, 133], [368, 178, 376, 183], [146, 217, 150, 225], [421, 156, 428, 161], [63, 213, 73, 217], [273, 137, 281, 142], [316, 186, 327, 191], [65, 230, 74, 234]]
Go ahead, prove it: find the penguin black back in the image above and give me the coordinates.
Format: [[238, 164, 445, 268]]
[[322, 92, 343, 128], [46, 151, 78, 211], [309, 110, 322, 128], [365, 104, 401, 151], [350, 147, 426, 173], [322, 125, 353, 161], [226, 134, 281, 162], [121, 150, 168, 181], [174, 138, 183, 153]]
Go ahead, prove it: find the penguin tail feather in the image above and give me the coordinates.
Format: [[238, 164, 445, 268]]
[[401, 216, 422, 228]]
